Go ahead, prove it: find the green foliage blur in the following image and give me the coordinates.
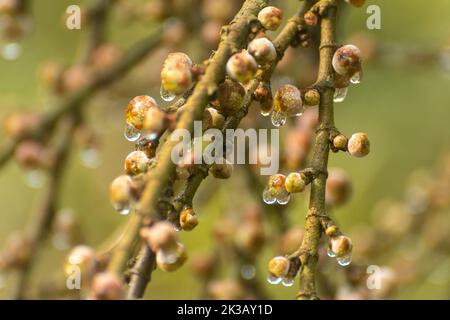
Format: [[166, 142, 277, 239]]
[[1, 0, 450, 299]]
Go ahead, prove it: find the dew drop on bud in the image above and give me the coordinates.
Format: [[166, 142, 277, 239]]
[[80, 148, 101, 169], [281, 278, 294, 287], [267, 274, 282, 285], [260, 109, 271, 117], [124, 124, 141, 142], [113, 204, 130, 215], [334, 87, 348, 103], [160, 85, 176, 102], [271, 111, 287, 127], [2, 43, 22, 61], [276, 191, 290, 205], [158, 249, 178, 264], [350, 72, 362, 84], [263, 187, 277, 204], [327, 246, 336, 258], [337, 254, 352, 266], [25, 169, 45, 189]]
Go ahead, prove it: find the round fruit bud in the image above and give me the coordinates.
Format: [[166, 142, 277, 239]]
[[210, 160, 233, 179], [89, 272, 124, 300], [332, 44, 362, 77], [156, 242, 187, 272], [268, 256, 290, 278], [90, 44, 122, 72], [179, 207, 198, 231], [125, 95, 158, 130], [109, 175, 134, 214], [226, 50, 257, 84], [330, 235, 353, 258], [143, 105, 166, 136], [304, 89, 320, 107], [247, 37, 277, 66], [38, 61, 63, 90], [332, 134, 348, 151], [14, 140, 50, 169], [124, 151, 149, 175], [345, 0, 366, 8], [161, 52, 193, 96], [140, 221, 178, 252], [304, 11, 318, 26], [217, 79, 246, 115], [258, 6, 283, 31], [326, 168, 352, 207], [348, 132, 370, 157], [285, 172, 306, 193], [65, 245, 96, 278], [61, 65, 93, 93], [325, 225, 339, 238], [273, 84, 303, 116]]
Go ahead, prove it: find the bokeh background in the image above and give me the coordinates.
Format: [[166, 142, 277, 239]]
[[0, 0, 450, 299]]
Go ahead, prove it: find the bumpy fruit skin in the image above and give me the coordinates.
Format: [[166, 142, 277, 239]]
[[268, 256, 290, 278], [325, 225, 339, 238], [332, 134, 348, 151], [161, 52, 193, 95], [332, 45, 362, 77], [179, 207, 198, 231], [125, 95, 157, 130], [304, 89, 321, 107], [348, 132, 370, 157], [124, 151, 149, 175], [226, 50, 257, 84], [89, 272, 124, 300], [326, 168, 352, 207], [285, 172, 306, 193], [217, 79, 246, 115], [247, 37, 277, 66], [109, 175, 134, 209], [331, 235, 353, 258], [345, 0, 366, 8], [258, 6, 283, 31], [273, 84, 303, 115]]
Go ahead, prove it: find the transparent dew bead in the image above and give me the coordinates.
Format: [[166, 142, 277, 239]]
[[260, 108, 271, 117], [271, 111, 287, 127], [334, 87, 348, 103], [327, 246, 336, 258], [25, 169, 45, 189], [337, 254, 352, 266], [113, 203, 130, 215], [263, 187, 277, 204], [350, 72, 362, 84], [240, 264, 256, 280], [276, 190, 291, 205], [2, 43, 22, 61], [158, 248, 178, 264], [160, 85, 176, 102], [281, 278, 295, 287], [124, 124, 141, 142], [267, 274, 282, 285], [80, 148, 101, 169]]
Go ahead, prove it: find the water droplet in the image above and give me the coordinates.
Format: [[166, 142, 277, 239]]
[[260, 109, 271, 117], [337, 254, 352, 266], [241, 264, 256, 280], [334, 87, 348, 103], [113, 203, 130, 215], [267, 274, 282, 285], [145, 132, 159, 141], [271, 111, 287, 127], [350, 72, 361, 84], [276, 190, 290, 205], [327, 246, 336, 258], [25, 170, 45, 189], [2, 43, 22, 61], [160, 85, 176, 102], [263, 187, 277, 204], [281, 278, 294, 287], [80, 148, 101, 169], [124, 124, 141, 142], [158, 248, 178, 264]]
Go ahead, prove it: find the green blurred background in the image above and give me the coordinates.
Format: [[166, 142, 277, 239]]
[[1, 0, 450, 299]]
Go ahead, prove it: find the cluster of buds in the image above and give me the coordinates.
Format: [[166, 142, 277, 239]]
[[267, 256, 300, 287], [332, 44, 363, 102], [325, 225, 353, 266], [331, 132, 371, 158], [140, 222, 187, 272]]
